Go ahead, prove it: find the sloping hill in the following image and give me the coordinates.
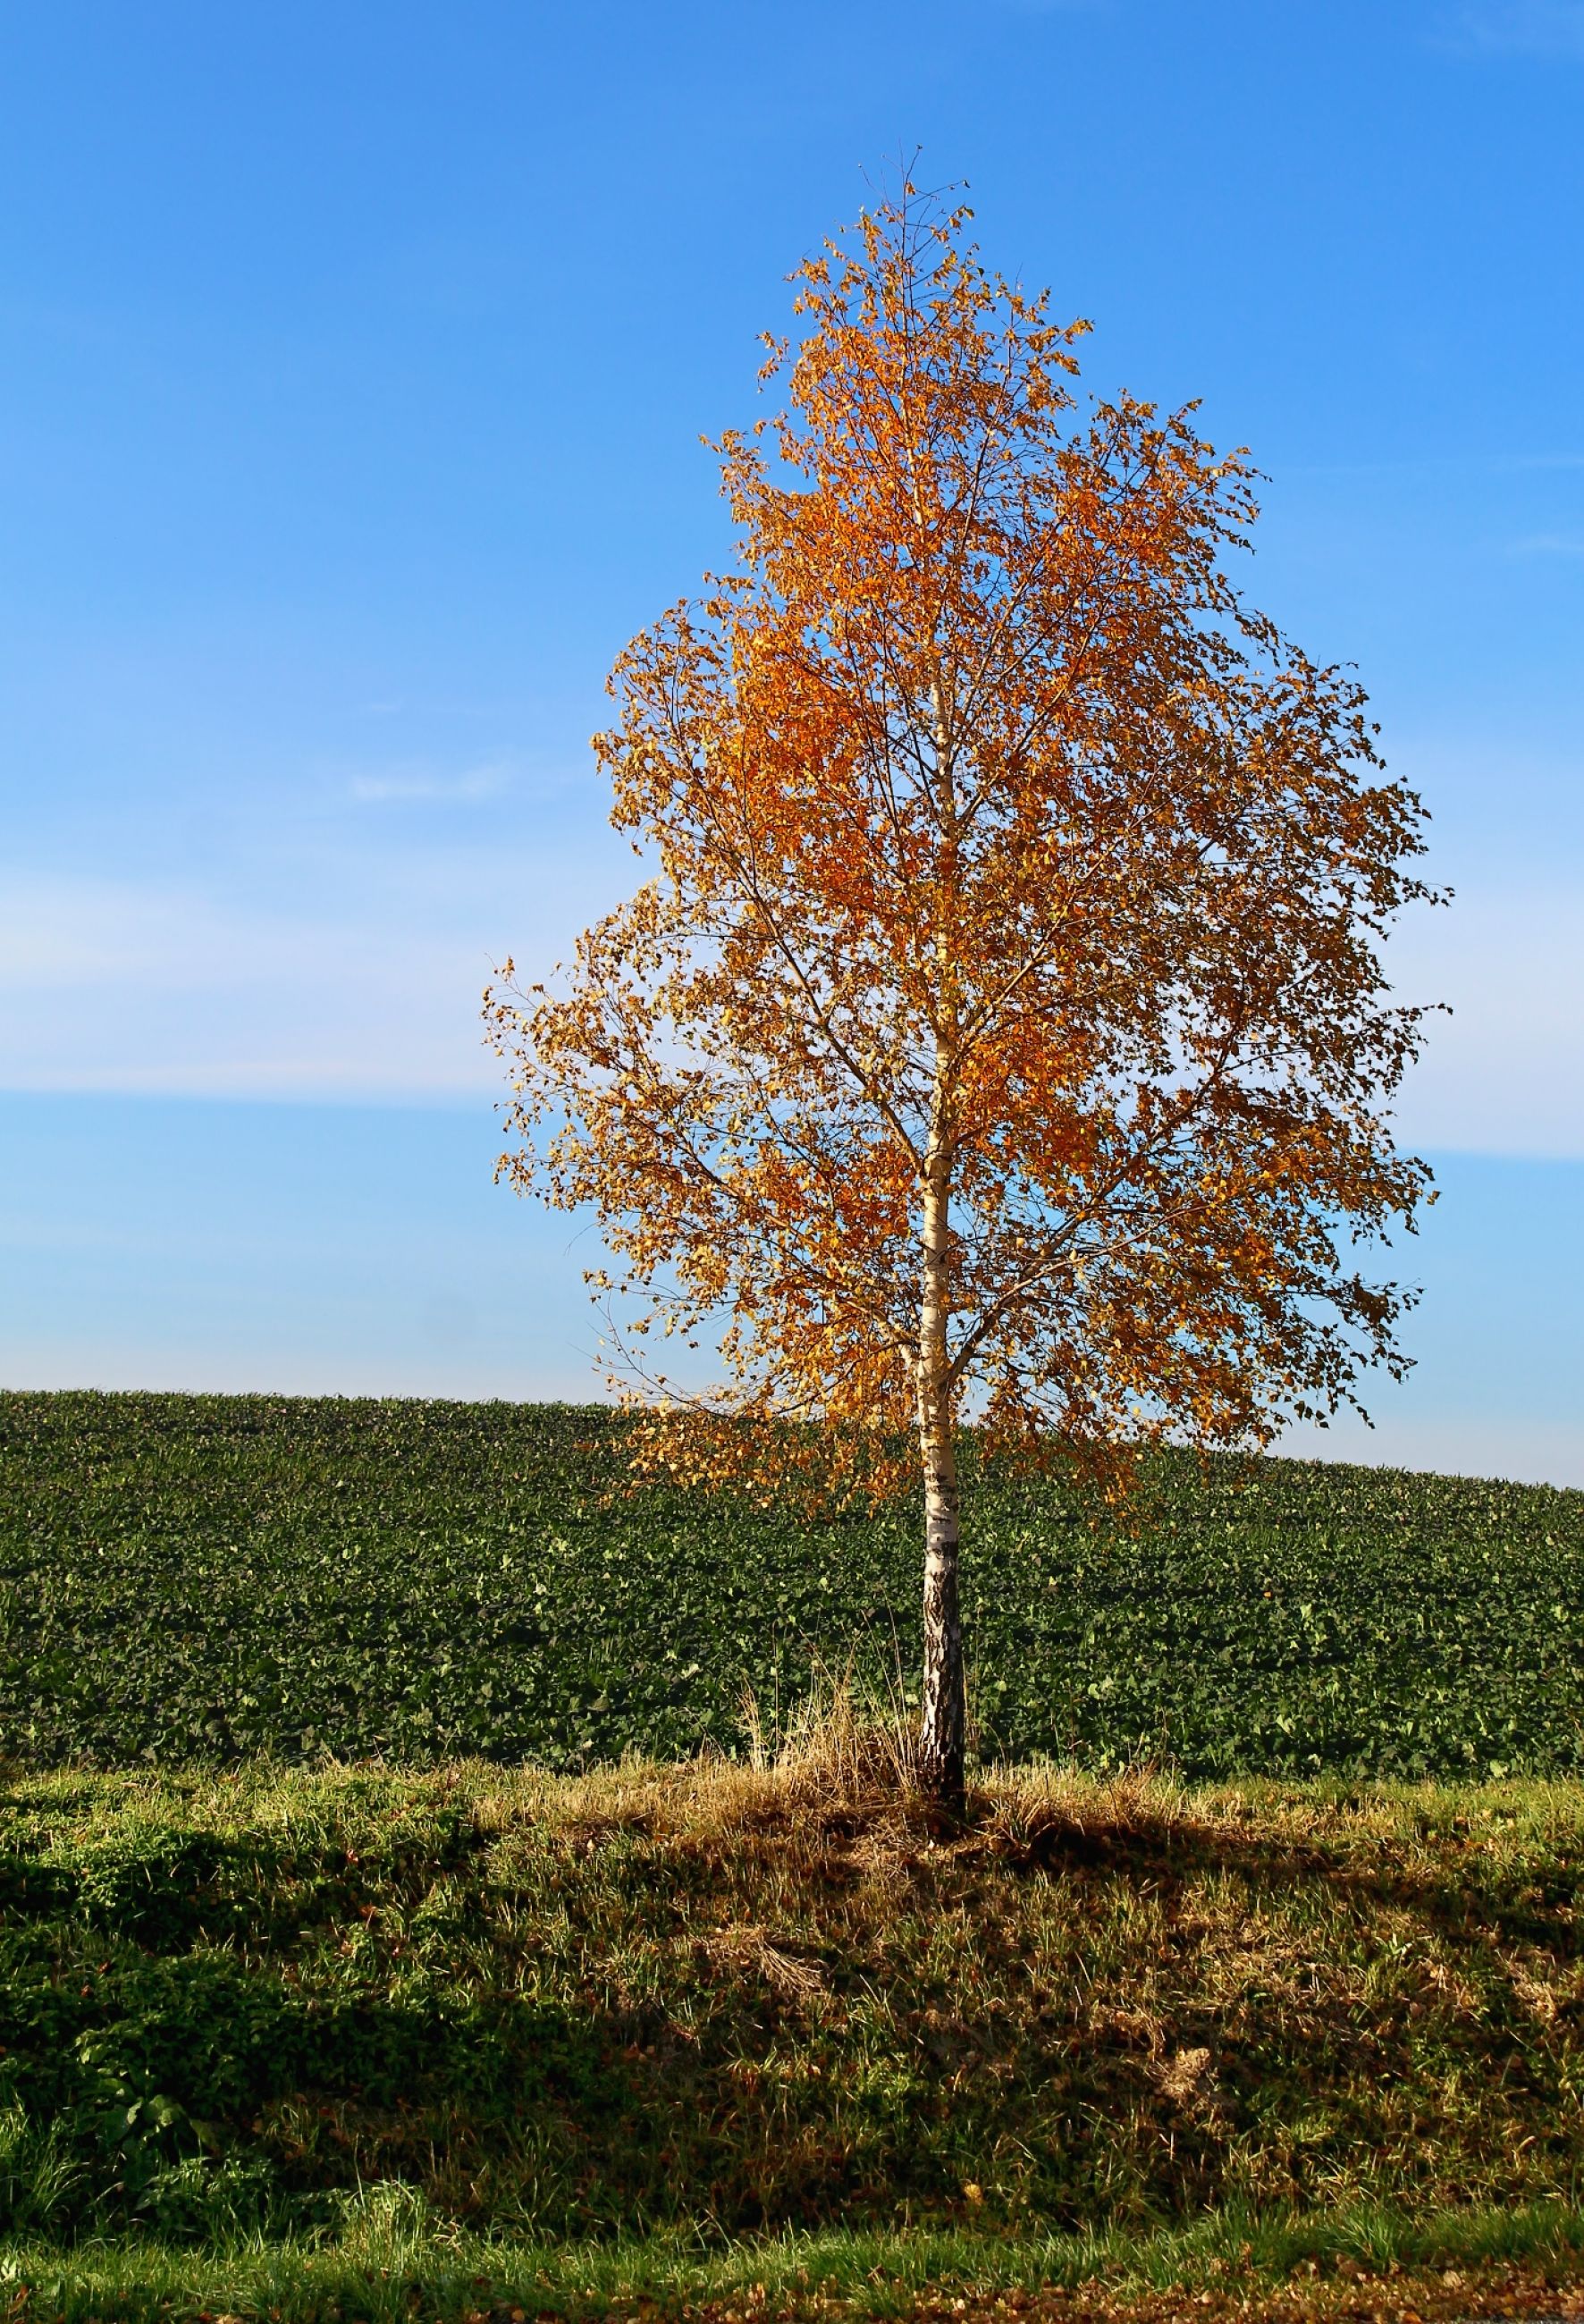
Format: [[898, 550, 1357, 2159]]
[[3, 1392, 1580, 1778]]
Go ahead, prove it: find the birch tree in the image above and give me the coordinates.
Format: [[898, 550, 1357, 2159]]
[[487, 188, 1438, 1808]]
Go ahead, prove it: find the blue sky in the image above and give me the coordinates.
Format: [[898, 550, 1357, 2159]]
[[1, 0, 1581, 1481]]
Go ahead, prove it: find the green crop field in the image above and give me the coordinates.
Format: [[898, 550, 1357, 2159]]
[[2, 1390, 1580, 1781]]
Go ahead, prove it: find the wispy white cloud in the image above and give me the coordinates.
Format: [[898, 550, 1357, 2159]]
[[1, 853, 1580, 1155], [1508, 532, 1584, 557], [0, 836, 620, 1101], [0, 872, 492, 1096], [348, 762, 511, 805], [1442, 0, 1584, 56]]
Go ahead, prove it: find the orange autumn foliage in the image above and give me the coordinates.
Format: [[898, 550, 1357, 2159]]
[[487, 187, 1440, 1793]]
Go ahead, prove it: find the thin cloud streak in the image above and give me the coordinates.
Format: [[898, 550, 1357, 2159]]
[[1, 864, 1581, 1155], [348, 763, 512, 804], [1507, 533, 1584, 557], [1442, 0, 1584, 56], [0, 847, 616, 1101]]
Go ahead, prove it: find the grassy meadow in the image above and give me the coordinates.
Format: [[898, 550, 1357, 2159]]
[[4, 1749, 1584, 2318]]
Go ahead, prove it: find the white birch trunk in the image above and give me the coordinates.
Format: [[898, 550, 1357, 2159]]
[[916, 1150, 964, 1807], [915, 669, 965, 1807]]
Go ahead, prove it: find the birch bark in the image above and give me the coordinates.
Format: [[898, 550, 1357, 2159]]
[[916, 1145, 964, 1806], [914, 654, 966, 1807]]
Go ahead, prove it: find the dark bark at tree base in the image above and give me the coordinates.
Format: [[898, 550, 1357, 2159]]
[[915, 1738, 965, 1815]]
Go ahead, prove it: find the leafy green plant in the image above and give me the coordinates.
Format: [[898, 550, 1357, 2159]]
[[3, 1392, 1580, 1780]]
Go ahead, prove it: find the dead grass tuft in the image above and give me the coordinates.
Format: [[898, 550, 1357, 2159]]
[[705, 1924, 830, 2000], [740, 1667, 924, 1806]]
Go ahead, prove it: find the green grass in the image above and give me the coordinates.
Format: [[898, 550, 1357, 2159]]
[[8, 2199, 1584, 2321], [4, 1391, 1583, 1779], [5, 1755, 1584, 2258]]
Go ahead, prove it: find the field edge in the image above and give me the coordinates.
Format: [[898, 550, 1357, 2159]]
[[7, 2201, 1584, 2322]]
